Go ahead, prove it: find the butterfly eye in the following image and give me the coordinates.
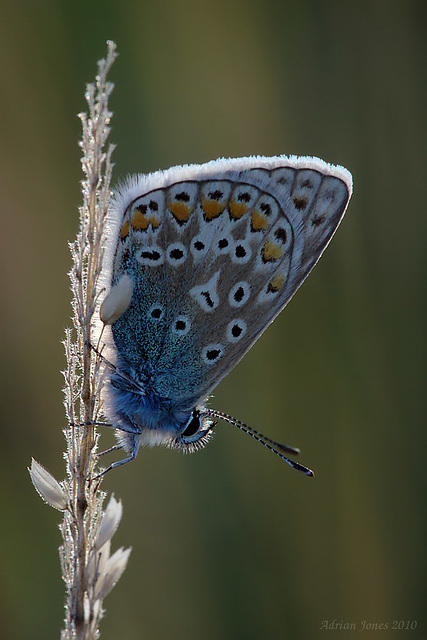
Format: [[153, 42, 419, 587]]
[[181, 411, 200, 437]]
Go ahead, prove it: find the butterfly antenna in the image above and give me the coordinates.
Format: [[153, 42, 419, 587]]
[[206, 409, 300, 454], [206, 409, 314, 477]]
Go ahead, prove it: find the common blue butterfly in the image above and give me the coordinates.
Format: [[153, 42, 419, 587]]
[[98, 155, 352, 476]]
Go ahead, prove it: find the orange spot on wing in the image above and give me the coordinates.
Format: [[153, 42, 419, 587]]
[[132, 210, 149, 230], [251, 210, 269, 231], [268, 274, 285, 292], [202, 199, 225, 220], [262, 240, 282, 262], [229, 199, 248, 219], [131, 211, 160, 231], [169, 201, 192, 222]]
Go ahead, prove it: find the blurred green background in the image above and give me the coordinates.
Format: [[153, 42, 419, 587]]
[[0, 1, 426, 639]]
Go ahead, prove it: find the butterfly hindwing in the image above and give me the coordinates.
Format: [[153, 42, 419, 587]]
[[107, 156, 352, 408]]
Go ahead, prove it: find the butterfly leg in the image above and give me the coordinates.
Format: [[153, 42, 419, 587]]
[[94, 433, 141, 478], [97, 443, 123, 457], [94, 447, 139, 478], [69, 421, 113, 427]]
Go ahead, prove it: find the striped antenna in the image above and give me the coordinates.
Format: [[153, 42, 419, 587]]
[[205, 409, 314, 477]]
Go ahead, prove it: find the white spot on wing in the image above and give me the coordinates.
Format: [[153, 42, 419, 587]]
[[226, 319, 247, 343], [148, 303, 165, 321], [228, 281, 251, 307], [137, 245, 164, 266], [172, 315, 191, 336], [201, 343, 224, 364], [231, 240, 252, 264], [189, 270, 220, 313], [166, 242, 187, 266], [190, 235, 209, 260]]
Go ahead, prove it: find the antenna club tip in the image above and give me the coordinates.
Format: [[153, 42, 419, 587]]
[[291, 460, 314, 477]]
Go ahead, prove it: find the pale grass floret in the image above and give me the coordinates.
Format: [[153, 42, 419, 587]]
[[94, 547, 132, 601], [90, 539, 111, 583], [95, 495, 123, 550], [29, 458, 68, 511], [29, 42, 131, 640]]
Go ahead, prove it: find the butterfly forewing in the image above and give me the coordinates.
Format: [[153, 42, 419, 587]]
[[107, 156, 352, 407]]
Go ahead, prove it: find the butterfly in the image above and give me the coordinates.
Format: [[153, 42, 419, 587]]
[[97, 155, 352, 477]]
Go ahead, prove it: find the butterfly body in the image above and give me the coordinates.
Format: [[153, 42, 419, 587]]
[[99, 155, 352, 469]]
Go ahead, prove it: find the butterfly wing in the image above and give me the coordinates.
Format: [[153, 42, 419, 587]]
[[106, 156, 352, 409]]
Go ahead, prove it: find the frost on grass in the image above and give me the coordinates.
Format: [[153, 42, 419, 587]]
[[29, 41, 131, 640]]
